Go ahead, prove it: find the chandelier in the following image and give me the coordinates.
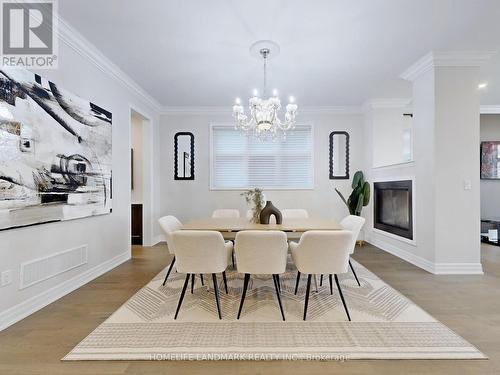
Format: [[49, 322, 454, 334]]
[[232, 40, 298, 139]]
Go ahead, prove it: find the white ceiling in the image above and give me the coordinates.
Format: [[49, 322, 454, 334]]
[[60, 0, 500, 107]]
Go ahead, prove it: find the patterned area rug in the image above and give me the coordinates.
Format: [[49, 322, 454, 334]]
[[64, 259, 486, 360]]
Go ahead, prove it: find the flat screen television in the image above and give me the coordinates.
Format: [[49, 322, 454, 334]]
[[481, 141, 500, 179]]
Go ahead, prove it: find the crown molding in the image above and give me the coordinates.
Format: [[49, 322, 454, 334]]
[[56, 16, 163, 113], [162, 102, 497, 115], [300, 106, 364, 115], [160, 105, 364, 116], [160, 106, 231, 116], [480, 105, 500, 114], [363, 98, 412, 112], [401, 51, 497, 81]]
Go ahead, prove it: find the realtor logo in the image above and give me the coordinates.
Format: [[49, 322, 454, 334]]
[[1, 0, 58, 68]]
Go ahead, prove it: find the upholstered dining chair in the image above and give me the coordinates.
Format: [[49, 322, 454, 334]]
[[212, 209, 240, 218], [212, 209, 239, 268], [159, 215, 206, 288], [281, 209, 309, 218], [281, 209, 309, 240], [158, 215, 183, 286], [234, 230, 288, 321], [340, 215, 366, 286], [290, 230, 354, 321], [171, 230, 232, 319]]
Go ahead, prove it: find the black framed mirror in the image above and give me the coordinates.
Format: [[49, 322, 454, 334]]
[[329, 131, 349, 179], [174, 132, 194, 180]]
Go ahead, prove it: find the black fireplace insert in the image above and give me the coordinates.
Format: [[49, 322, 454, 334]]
[[373, 180, 413, 240]]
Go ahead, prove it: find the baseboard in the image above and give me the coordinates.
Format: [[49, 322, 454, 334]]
[[151, 235, 164, 246], [367, 235, 435, 273], [367, 234, 484, 275], [140, 235, 164, 247], [0, 251, 130, 331], [433, 263, 484, 275]]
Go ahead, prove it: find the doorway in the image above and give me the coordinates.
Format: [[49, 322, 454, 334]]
[[130, 109, 149, 245], [480, 113, 500, 247]]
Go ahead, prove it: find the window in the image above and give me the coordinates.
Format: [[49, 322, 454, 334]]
[[210, 125, 314, 189]]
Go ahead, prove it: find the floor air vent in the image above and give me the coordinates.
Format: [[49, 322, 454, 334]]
[[20, 245, 88, 289]]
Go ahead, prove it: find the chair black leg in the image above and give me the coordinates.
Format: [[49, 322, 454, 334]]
[[320, 274, 323, 286], [222, 271, 228, 294], [294, 271, 301, 295], [349, 259, 361, 286], [237, 273, 250, 319], [273, 275, 285, 321], [276, 274, 281, 294], [212, 273, 222, 319], [232, 252, 235, 268], [190, 273, 195, 294], [200, 274, 204, 286], [162, 256, 176, 286], [329, 274, 333, 295], [303, 274, 312, 321], [174, 274, 190, 319], [334, 274, 351, 321]]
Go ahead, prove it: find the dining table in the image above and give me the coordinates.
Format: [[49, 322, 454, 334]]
[[182, 217, 343, 237], [181, 217, 344, 292]]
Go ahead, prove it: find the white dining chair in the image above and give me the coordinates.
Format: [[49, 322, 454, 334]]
[[340, 215, 366, 286], [212, 209, 240, 218], [280, 209, 309, 240], [212, 209, 239, 268], [158, 215, 184, 286], [290, 230, 354, 321], [171, 230, 232, 319], [234, 230, 288, 321], [281, 209, 309, 218]]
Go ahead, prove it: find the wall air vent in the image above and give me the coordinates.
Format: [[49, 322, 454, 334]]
[[20, 245, 88, 289]]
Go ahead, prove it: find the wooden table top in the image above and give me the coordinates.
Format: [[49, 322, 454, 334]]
[[182, 217, 343, 232]]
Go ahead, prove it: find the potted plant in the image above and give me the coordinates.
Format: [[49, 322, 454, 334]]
[[241, 188, 265, 223], [335, 170, 370, 244]]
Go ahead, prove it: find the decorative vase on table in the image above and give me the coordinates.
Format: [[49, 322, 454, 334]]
[[259, 201, 283, 224]]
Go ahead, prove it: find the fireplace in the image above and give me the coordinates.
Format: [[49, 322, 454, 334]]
[[374, 180, 413, 240]]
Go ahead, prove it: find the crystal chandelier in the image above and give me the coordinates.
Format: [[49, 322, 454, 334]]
[[232, 41, 298, 139]]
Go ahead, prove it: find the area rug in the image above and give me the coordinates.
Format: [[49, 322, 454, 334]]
[[63, 258, 486, 360]]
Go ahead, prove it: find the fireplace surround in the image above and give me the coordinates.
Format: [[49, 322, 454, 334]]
[[374, 180, 413, 240]]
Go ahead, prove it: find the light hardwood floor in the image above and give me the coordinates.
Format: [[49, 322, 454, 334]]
[[0, 242, 499, 375]]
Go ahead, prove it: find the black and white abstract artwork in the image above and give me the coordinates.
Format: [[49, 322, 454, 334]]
[[0, 68, 112, 230]]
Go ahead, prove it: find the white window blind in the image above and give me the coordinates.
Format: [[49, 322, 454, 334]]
[[210, 125, 314, 189]]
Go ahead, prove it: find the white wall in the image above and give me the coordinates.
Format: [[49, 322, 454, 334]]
[[158, 111, 365, 228], [0, 30, 160, 329], [372, 107, 413, 168], [131, 113, 144, 204], [362, 104, 423, 265], [433, 67, 481, 266], [480, 114, 500, 220], [365, 62, 483, 275]]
